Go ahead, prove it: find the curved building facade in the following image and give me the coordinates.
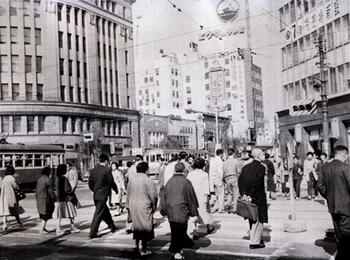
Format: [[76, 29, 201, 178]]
[[0, 0, 139, 168]]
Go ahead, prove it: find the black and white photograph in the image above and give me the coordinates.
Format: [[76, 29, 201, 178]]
[[1, 0, 349, 259]]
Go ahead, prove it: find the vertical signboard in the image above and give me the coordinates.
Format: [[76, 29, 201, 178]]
[[209, 67, 226, 111]]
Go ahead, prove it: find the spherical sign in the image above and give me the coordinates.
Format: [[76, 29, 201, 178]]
[[217, 0, 240, 23]]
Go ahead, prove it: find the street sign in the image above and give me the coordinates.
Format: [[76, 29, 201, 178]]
[[83, 133, 94, 142], [289, 99, 317, 116]]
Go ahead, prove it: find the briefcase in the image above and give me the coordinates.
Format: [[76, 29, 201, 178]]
[[237, 199, 258, 221]]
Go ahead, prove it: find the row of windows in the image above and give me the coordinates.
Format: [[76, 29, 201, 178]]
[[282, 15, 350, 69], [0, 115, 45, 133], [279, 0, 316, 28], [0, 115, 133, 137], [0, 55, 42, 73], [0, 153, 57, 169], [0, 83, 43, 101], [0, 27, 41, 45], [283, 63, 350, 104]]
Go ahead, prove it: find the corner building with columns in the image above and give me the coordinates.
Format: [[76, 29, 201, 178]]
[[0, 0, 139, 171]]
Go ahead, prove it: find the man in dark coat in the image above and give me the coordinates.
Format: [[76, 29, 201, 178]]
[[263, 153, 276, 199], [88, 154, 118, 239], [238, 148, 268, 249], [160, 162, 199, 260], [317, 145, 350, 260]]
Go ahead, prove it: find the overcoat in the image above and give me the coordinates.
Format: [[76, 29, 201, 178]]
[[36, 174, 56, 216], [0, 175, 21, 216], [126, 173, 157, 233], [318, 159, 350, 216], [238, 160, 268, 223]]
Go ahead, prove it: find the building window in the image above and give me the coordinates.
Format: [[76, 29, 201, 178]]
[[187, 87, 191, 93], [60, 85, 65, 101], [37, 84, 43, 101], [66, 6, 71, 23], [27, 116, 34, 132], [0, 27, 7, 44], [139, 100, 143, 106], [12, 84, 19, 100], [26, 84, 33, 101], [187, 98, 191, 104], [69, 86, 74, 102], [83, 37, 86, 53], [58, 32, 63, 48], [82, 11, 86, 28], [73, 60, 79, 79], [125, 51, 128, 65], [36, 56, 42, 73], [1, 83, 8, 100], [75, 8, 79, 26], [144, 77, 148, 83], [226, 81, 230, 88], [11, 55, 19, 72], [10, 7, 17, 16], [60, 58, 64, 75], [1, 116, 9, 133], [0, 55, 8, 72], [126, 73, 129, 88], [205, 72, 209, 79], [25, 55, 32, 73], [68, 60, 73, 76], [57, 4, 62, 21], [35, 28, 41, 45], [81, 63, 86, 80], [10, 27, 18, 44], [68, 33, 72, 49], [205, 84, 209, 91], [24, 28, 31, 44], [186, 75, 190, 83], [38, 116, 45, 132], [13, 116, 21, 133]]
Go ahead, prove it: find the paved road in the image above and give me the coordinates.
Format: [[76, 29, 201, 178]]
[[0, 182, 337, 260]]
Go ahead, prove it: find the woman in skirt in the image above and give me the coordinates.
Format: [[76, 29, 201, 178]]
[[0, 165, 24, 230], [36, 167, 56, 234], [55, 164, 80, 235]]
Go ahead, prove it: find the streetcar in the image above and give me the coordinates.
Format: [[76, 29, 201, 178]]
[[144, 148, 209, 176], [0, 143, 65, 190]]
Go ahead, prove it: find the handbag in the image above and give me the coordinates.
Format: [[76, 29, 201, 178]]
[[237, 198, 258, 221], [14, 188, 26, 201]]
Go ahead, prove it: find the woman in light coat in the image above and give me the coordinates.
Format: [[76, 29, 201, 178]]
[[187, 158, 215, 239], [0, 165, 24, 230], [110, 162, 125, 216]]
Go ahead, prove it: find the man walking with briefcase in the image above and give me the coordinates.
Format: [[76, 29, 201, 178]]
[[238, 148, 268, 249]]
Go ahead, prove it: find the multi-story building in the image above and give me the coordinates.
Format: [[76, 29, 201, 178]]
[[0, 0, 139, 171], [136, 46, 263, 143], [134, 0, 266, 148], [277, 0, 350, 161]]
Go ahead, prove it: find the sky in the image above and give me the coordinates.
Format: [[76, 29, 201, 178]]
[[132, 0, 284, 132]]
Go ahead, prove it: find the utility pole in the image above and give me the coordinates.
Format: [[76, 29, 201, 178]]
[[317, 35, 330, 157]]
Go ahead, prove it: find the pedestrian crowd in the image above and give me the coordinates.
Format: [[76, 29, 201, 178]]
[[0, 145, 349, 260]]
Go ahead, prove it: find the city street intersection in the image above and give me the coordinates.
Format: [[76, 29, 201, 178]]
[[0, 182, 337, 260]]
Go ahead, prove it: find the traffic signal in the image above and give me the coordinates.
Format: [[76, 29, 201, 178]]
[[289, 99, 317, 116]]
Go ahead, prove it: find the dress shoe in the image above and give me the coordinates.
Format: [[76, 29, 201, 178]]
[[207, 226, 215, 234], [109, 225, 117, 233], [89, 233, 102, 239], [249, 244, 265, 249]]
